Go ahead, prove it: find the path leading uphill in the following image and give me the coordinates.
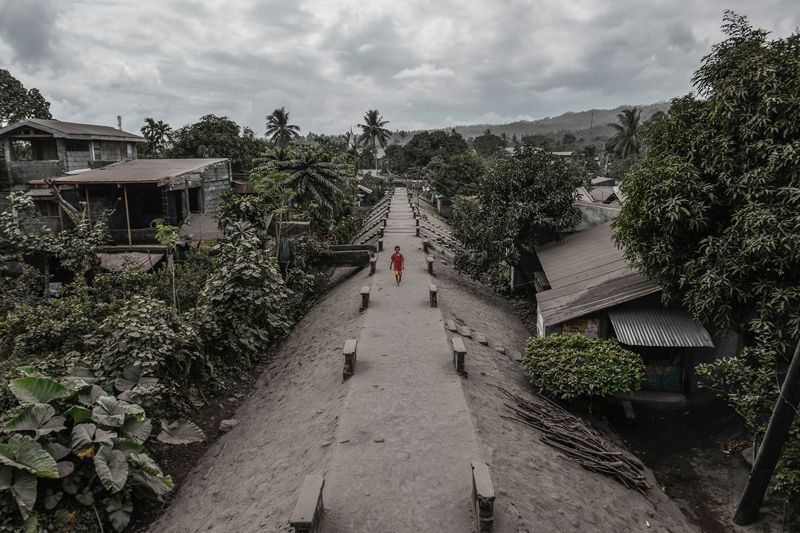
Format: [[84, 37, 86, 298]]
[[149, 188, 695, 533], [318, 188, 480, 531]]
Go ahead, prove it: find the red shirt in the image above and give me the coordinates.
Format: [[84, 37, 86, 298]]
[[390, 252, 404, 270]]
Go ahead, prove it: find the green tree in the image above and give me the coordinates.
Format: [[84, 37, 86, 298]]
[[472, 129, 506, 158], [0, 69, 52, 127], [140, 118, 172, 157], [453, 149, 584, 281], [265, 107, 301, 148], [358, 109, 391, 170], [613, 12, 800, 507], [168, 115, 266, 178], [429, 151, 485, 197], [606, 108, 641, 158], [271, 147, 352, 226]]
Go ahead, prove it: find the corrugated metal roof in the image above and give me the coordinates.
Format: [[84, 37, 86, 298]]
[[535, 222, 660, 326], [50, 158, 228, 185], [0, 119, 144, 142], [609, 309, 714, 347], [98, 252, 164, 272]]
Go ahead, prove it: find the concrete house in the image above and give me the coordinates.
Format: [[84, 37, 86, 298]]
[[532, 222, 738, 402], [38, 158, 231, 245], [0, 119, 145, 187]]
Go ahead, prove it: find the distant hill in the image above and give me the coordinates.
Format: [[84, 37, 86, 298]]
[[397, 102, 672, 143]]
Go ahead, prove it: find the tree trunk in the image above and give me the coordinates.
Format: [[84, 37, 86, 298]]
[[734, 339, 800, 524]]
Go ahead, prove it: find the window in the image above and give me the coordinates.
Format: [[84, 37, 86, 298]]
[[188, 188, 201, 213], [66, 140, 90, 152], [92, 141, 102, 160]]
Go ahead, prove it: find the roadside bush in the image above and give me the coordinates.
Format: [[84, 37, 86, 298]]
[[522, 334, 644, 400], [0, 279, 102, 360], [0, 266, 44, 315], [198, 231, 291, 367], [0, 367, 203, 532], [92, 295, 201, 384], [284, 236, 331, 313]]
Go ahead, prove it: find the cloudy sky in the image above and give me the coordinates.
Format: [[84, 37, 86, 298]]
[[1, 0, 797, 135]]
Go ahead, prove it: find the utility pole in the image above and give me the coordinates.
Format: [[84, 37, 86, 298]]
[[734, 339, 800, 524]]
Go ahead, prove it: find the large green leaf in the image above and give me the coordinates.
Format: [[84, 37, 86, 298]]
[[115, 365, 159, 392], [0, 435, 59, 478], [157, 419, 205, 445], [77, 385, 106, 407], [60, 368, 99, 392], [129, 453, 173, 497], [121, 417, 152, 445], [94, 446, 128, 493], [105, 495, 133, 532], [9, 470, 37, 519], [4, 404, 66, 437], [8, 377, 71, 405], [92, 396, 144, 428], [65, 405, 92, 425], [70, 424, 116, 453]]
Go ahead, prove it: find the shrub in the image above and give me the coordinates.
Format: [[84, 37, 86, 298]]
[[522, 334, 644, 400], [0, 367, 203, 532], [198, 231, 291, 366]]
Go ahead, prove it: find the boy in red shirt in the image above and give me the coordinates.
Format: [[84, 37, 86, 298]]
[[389, 246, 404, 285]]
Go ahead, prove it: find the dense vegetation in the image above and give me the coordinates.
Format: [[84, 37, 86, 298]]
[[522, 334, 644, 400], [452, 143, 585, 287], [0, 69, 51, 128], [614, 12, 800, 511], [0, 104, 378, 529]]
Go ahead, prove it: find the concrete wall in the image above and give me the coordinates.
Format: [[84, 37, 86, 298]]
[[574, 202, 620, 232], [66, 151, 91, 171], [164, 160, 230, 215], [9, 161, 63, 185]]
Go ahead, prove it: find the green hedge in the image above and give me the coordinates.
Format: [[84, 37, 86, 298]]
[[522, 333, 644, 400]]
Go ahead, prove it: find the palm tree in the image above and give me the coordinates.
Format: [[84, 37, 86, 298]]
[[358, 109, 391, 170], [140, 118, 172, 157], [346, 128, 362, 177], [273, 148, 350, 221], [265, 107, 301, 148], [606, 108, 641, 159]]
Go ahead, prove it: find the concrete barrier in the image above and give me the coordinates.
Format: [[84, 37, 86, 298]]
[[378, 238, 384, 252], [360, 286, 370, 311], [452, 337, 467, 377], [471, 461, 495, 532], [426, 255, 435, 275], [343, 338, 358, 381], [290, 474, 325, 533], [429, 283, 438, 307], [369, 256, 377, 275]]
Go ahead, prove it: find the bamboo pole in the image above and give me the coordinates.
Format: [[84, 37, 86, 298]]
[[123, 186, 132, 248]]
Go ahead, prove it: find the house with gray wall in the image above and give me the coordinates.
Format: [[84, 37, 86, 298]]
[[533, 221, 739, 403], [36, 158, 230, 245], [0, 119, 145, 188]]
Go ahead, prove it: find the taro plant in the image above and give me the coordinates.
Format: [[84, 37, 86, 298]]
[[0, 366, 204, 531], [522, 334, 644, 401]]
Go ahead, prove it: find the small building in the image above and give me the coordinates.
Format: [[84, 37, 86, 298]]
[[532, 222, 731, 400], [0, 119, 145, 187], [39, 158, 230, 245]]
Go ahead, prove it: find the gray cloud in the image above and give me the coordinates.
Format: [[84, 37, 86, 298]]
[[1, 0, 797, 134], [0, 0, 63, 69]]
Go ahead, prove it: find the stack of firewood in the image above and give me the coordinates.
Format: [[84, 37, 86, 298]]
[[498, 387, 651, 493]]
